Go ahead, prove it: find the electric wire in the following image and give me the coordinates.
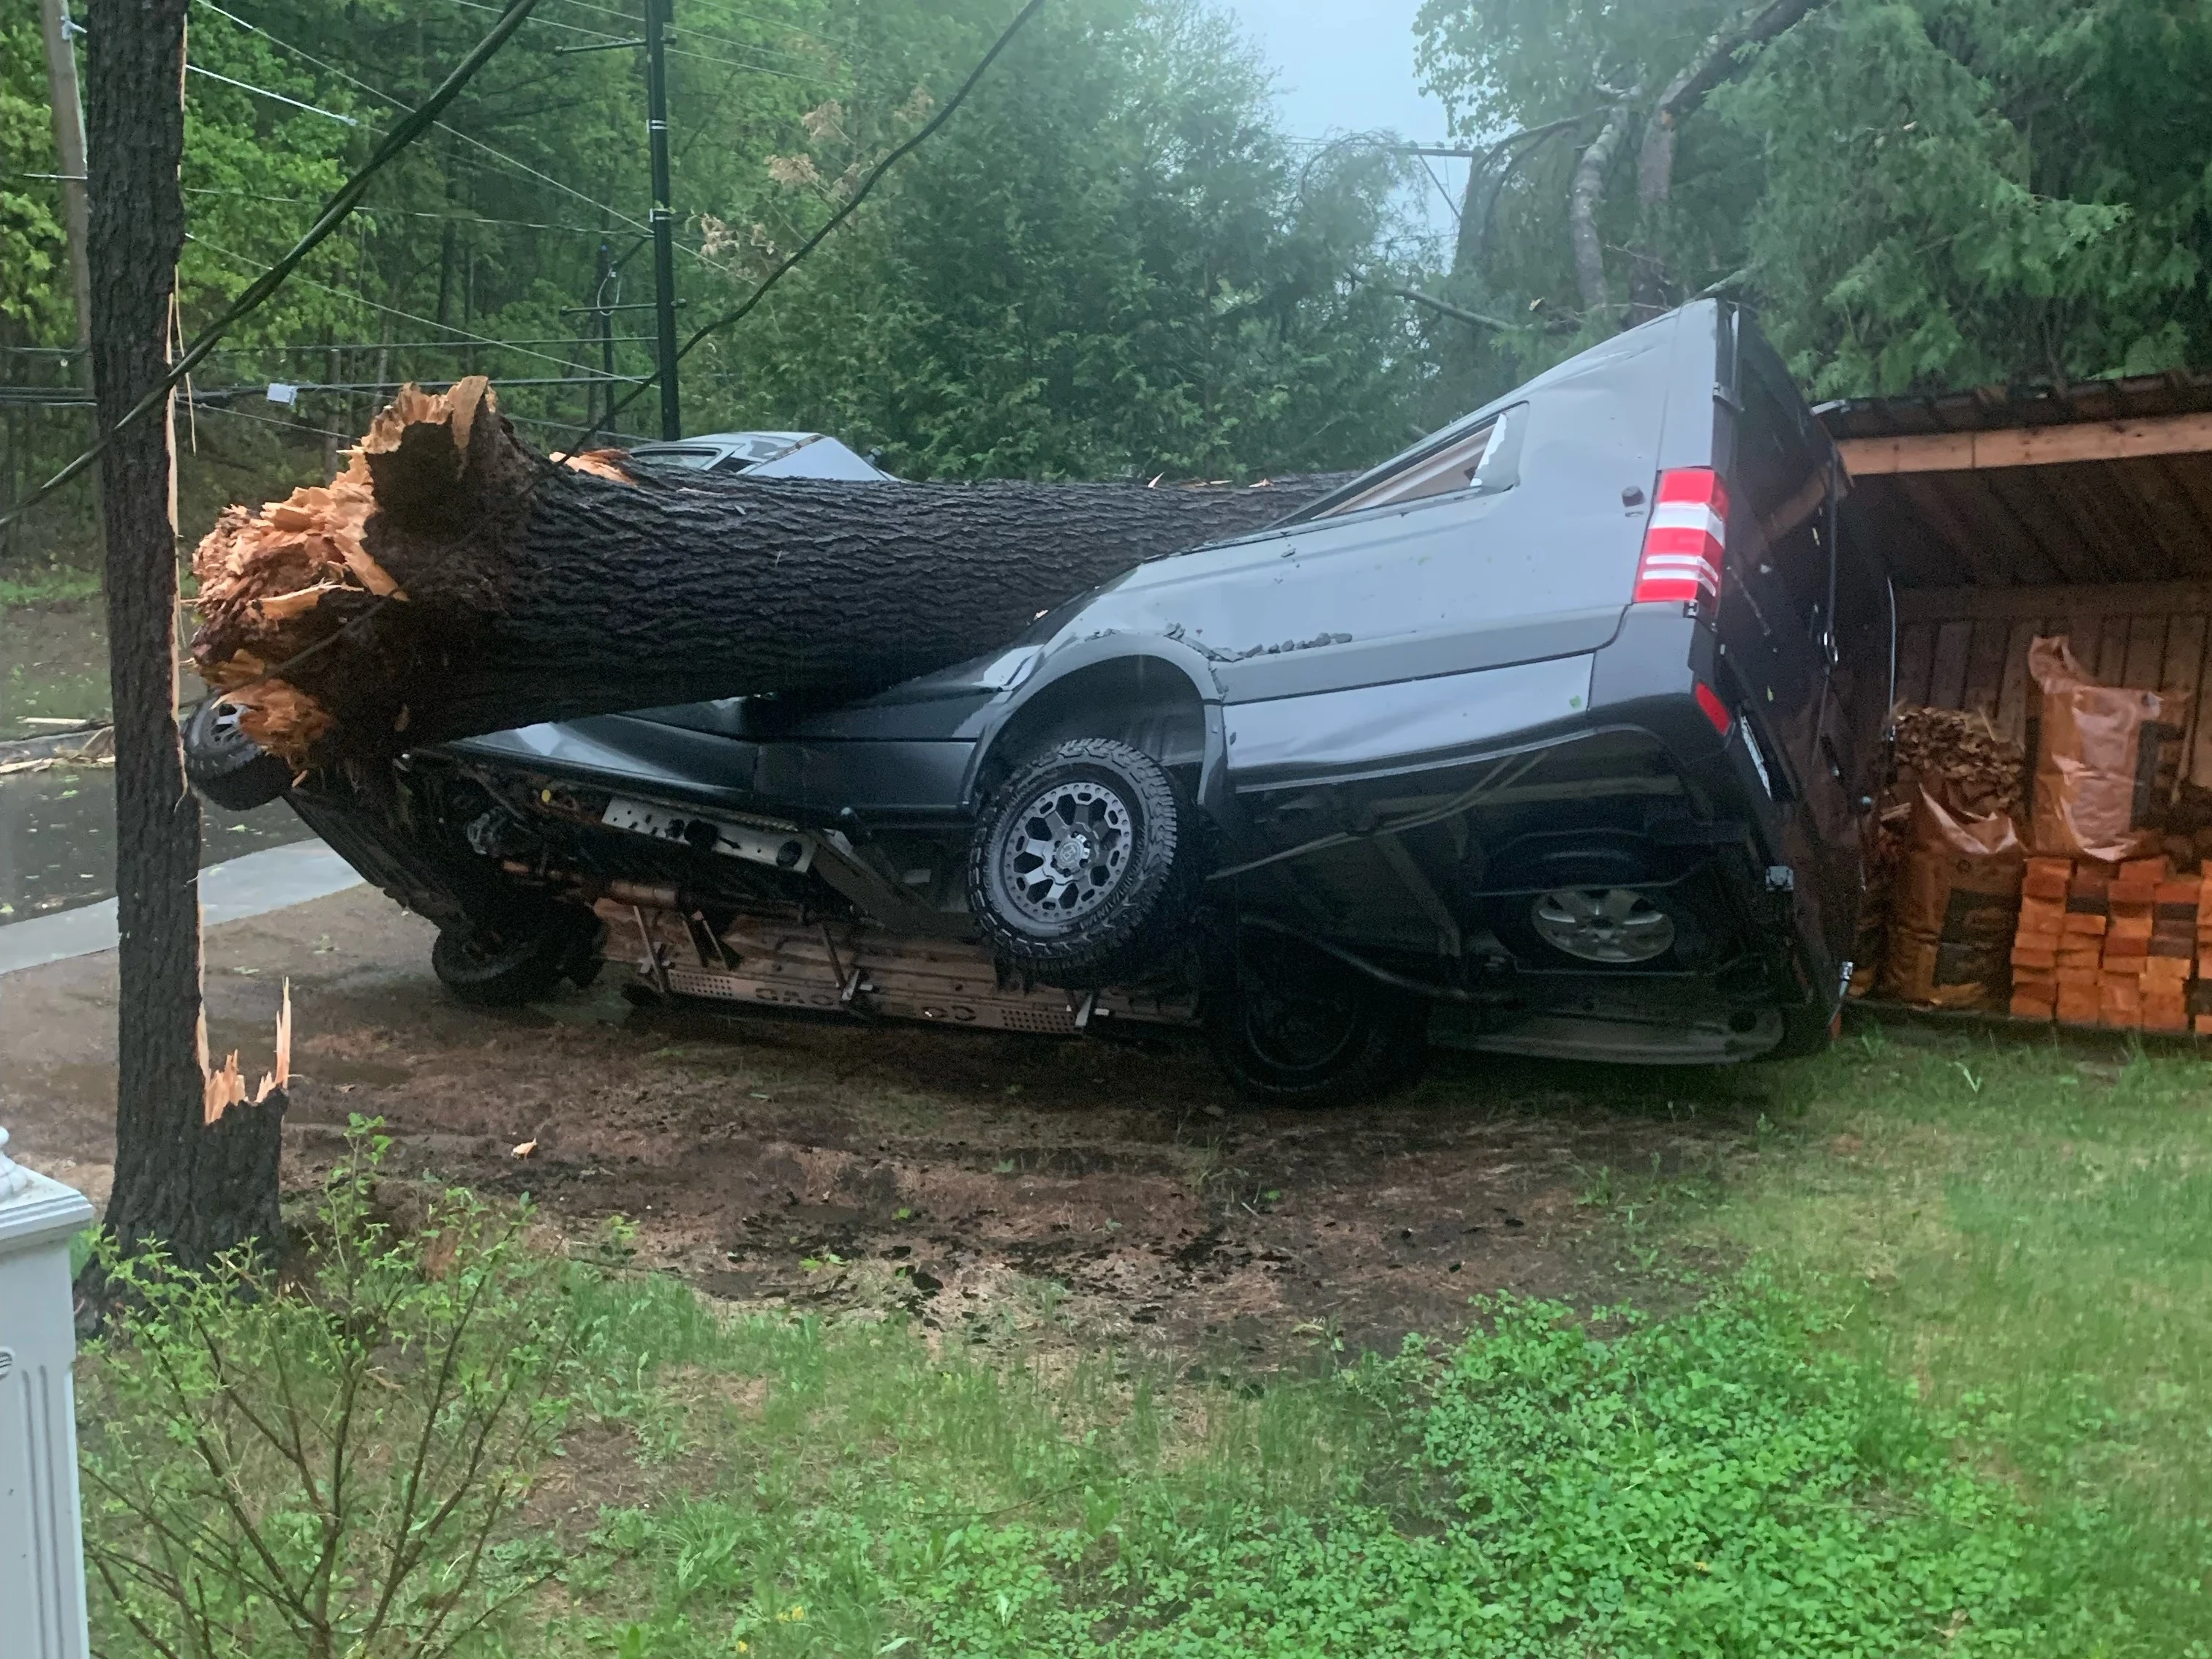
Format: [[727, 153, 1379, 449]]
[[0, 0, 551, 529], [181, 184, 618, 235], [186, 234, 600, 374], [547, 0, 833, 66], [195, 0, 728, 266], [193, 0, 658, 241], [446, 0, 835, 81], [584, 0, 1049, 442], [186, 62, 359, 124]]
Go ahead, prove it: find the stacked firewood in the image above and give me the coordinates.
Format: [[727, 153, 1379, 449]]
[[1890, 706, 2029, 820], [2012, 856, 2198, 1029]]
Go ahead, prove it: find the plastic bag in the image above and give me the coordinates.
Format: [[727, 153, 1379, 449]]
[[2028, 636, 2178, 863], [1884, 789, 2023, 1008]]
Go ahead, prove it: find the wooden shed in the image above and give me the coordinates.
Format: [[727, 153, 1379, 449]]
[[1818, 372, 2212, 778]]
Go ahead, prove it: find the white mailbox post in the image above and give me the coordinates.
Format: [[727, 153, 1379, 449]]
[[0, 1126, 95, 1659]]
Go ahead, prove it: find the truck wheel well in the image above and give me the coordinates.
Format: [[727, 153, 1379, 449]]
[[976, 656, 1207, 802]]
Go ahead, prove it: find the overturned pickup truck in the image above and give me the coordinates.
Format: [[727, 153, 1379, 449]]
[[192, 302, 1891, 1102]]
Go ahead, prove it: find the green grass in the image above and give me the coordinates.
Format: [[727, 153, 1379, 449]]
[[78, 1032, 2212, 1658], [1682, 1026, 2212, 1649], [543, 1270, 2117, 1658], [1, 577, 110, 727], [0, 565, 102, 606]]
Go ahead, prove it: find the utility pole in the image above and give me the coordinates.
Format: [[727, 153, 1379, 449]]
[[642, 0, 681, 440], [596, 239, 617, 442], [36, 0, 92, 363]]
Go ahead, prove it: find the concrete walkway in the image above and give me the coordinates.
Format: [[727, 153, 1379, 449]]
[[0, 840, 364, 976]]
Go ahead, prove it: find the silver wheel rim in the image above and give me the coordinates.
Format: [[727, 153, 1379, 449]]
[[998, 777, 1133, 927], [1530, 887, 1675, 964]]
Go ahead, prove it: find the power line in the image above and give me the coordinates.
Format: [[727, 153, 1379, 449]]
[[549, 0, 835, 66], [186, 62, 360, 124], [445, 0, 836, 81], [203, 334, 655, 351], [1, 0, 551, 529], [193, 374, 636, 394], [189, 401, 361, 443], [587, 0, 1047, 442], [193, 0, 660, 241], [181, 184, 617, 234], [185, 233, 592, 372]]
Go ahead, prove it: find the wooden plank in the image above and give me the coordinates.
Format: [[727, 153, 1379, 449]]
[[1895, 621, 1936, 707], [2124, 614, 2168, 688], [1837, 410, 2212, 476], [2162, 614, 2207, 783], [2189, 623, 2212, 790], [1962, 617, 2009, 715], [1994, 616, 2043, 743], [2096, 616, 2132, 683], [1892, 473, 2039, 587], [2065, 601, 2107, 671], [2109, 455, 2212, 577], [1928, 619, 1975, 709], [1895, 579, 2212, 624]]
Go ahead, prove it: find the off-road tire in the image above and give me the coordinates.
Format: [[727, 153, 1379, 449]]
[[183, 696, 294, 812], [1205, 938, 1429, 1107], [431, 909, 598, 1007], [967, 737, 1200, 988]]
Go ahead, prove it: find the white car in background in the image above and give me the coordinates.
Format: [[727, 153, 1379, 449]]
[[625, 431, 892, 481]]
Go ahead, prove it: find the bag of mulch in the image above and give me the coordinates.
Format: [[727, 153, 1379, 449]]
[[1884, 789, 2023, 1009], [2027, 636, 2179, 864]]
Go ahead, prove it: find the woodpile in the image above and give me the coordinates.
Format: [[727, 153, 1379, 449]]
[[1890, 704, 2026, 820], [190, 379, 1350, 769], [2012, 857, 2198, 1031]]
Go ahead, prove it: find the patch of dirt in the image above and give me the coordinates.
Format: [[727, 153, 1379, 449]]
[[2, 886, 1772, 1368], [278, 985, 1767, 1366]]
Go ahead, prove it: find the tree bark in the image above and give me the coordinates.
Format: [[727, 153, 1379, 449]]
[[1627, 0, 1829, 320], [84, 0, 284, 1287], [1568, 94, 1639, 326], [189, 381, 1351, 767]]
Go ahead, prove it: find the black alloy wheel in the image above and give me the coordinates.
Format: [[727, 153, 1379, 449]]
[[966, 737, 1200, 988]]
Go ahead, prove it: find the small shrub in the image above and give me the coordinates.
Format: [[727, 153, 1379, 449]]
[[79, 1124, 576, 1659]]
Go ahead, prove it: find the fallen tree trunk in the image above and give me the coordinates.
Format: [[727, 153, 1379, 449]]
[[192, 381, 1345, 767]]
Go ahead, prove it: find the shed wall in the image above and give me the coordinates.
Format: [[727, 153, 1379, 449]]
[[1895, 582, 2212, 788]]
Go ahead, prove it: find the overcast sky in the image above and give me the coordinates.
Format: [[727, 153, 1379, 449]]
[[1218, 0, 1462, 235], [1220, 0, 1451, 144]]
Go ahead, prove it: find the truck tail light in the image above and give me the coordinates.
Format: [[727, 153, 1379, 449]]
[[1694, 678, 1733, 737], [1633, 467, 1728, 604]]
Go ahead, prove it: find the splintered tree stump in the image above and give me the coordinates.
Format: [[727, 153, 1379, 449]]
[[191, 380, 1342, 767]]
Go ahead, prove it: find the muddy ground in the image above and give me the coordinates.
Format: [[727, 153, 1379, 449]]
[[0, 886, 1773, 1362]]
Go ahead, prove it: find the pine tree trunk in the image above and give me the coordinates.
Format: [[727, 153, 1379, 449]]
[[84, 0, 283, 1290], [191, 382, 1347, 767]]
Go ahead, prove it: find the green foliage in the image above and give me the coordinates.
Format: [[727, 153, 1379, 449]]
[[539, 1274, 2113, 1657], [0, 0, 67, 336], [1415, 0, 2212, 400], [718, 0, 1432, 479], [78, 1125, 578, 1659]]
